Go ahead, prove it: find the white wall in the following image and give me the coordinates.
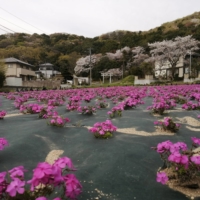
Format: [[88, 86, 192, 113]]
[[134, 79, 156, 85], [6, 77, 22, 86]]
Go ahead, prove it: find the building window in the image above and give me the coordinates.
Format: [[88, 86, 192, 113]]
[[8, 64, 12, 68]]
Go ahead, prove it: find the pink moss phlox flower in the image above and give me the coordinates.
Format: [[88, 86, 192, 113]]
[[33, 162, 52, 179], [51, 166, 63, 186], [154, 121, 159, 125], [89, 120, 117, 136], [50, 119, 56, 124], [49, 115, 69, 127], [0, 138, 9, 150], [191, 155, 200, 165], [56, 117, 64, 125], [27, 162, 53, 191], [89, 127, 98, 133], [9, 166, 27, 179], [156, 172, 168, 185], [6, 178, 25, 197], [176, 123, 180, 128], [35, 197, 48, 200], [198, 115, 200, 119], [191, 137, 200, 145], [36, 198, 61, 200], [65, 117, 70, 122], [180, 155, 189, 165], [169, 142, 187, 153], [168, 152, 188, 165], [53, 157, 75, 170], [0, 172, 6, 183], [0, 110, 6, 119], [107, 111, 112, 115], [156, 140, 173, 153], [64, 174, 82, 199]]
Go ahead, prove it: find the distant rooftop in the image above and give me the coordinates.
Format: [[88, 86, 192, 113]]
[[39, 63, 54, 70], [39, 63, 53, 67], [4, 57, 33, 67]]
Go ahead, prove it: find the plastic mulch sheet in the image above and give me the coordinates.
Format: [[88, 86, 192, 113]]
[[0, 95, 198, 200]]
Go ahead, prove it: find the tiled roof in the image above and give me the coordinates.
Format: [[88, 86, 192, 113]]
[[39, 63, 53, 67], [4, 57, 33, 67]]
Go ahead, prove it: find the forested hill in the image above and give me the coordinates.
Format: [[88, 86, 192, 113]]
[[0, 11, 200, 72]]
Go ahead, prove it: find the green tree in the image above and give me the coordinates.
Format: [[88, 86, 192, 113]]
[[139, 62, 154, 75], [0, 61, 6, 87], [92, 57, 121, 80], [59, 60, 72, 83]]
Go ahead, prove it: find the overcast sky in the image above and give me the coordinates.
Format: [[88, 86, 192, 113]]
[[0, 0, 200, 38]]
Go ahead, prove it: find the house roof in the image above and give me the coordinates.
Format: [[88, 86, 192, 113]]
[[4, 57, 34, 67], [39, 63, 54, 70], [39, 63, 53, 67]]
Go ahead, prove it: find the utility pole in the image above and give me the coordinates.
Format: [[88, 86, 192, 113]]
[[89, 48, 92, 85], [189, 50, 192, 77]]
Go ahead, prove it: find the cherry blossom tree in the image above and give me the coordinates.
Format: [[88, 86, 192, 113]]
[[147, 35, 200, 78], [132, 46, 149, 66]]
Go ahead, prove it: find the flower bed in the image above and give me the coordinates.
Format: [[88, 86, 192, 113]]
[[89, 120, 117, 139], [0, 110, 6, 119], [153, 138, 200, 198], [48, 115, 70, 127], [0, 157, 82, 200], [154, 117, 180, 132], [0, 138, 8, 150], [77, 105, 96, 115]]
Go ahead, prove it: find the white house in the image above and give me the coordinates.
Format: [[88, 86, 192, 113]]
[[36, 63, 61, 79], [154, 53, 200, 79], [3, 57, 36, 86], [154, 55, 190, 79]]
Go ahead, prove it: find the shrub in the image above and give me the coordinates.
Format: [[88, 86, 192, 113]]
[[154, 117, 180, 132], [0, 157, 82, 199], [0, 110, 6, 119], [153, 137, 200, 185], [0, 138, 8, 150], [77, 105, 96, 115], [89, 120, 117, 139], [48, 115, 70, 127]]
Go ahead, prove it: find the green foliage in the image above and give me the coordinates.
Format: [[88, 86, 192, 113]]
[[59, 60, 72, 82], [121, 75, 135, 84], [0, 61, 6, 88], [139, 62, 154, 75], [0, 11, 199, 75], [0, 71, 5, 87], [100, 40, 119, 53], [94, 131, 113, 139], [0, 87, 10, 92], [129, 65, 144, 78], [93, 57, 121, 80]]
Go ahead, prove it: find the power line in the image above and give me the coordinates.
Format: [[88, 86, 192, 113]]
[[0, 27, 9, 33], [0, 24, 15, 33], [0, 6, 45, 33], [0, 16, 33, 34]]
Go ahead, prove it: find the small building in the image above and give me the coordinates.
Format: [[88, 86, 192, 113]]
[[3, 57, 36, 86], [154, 53, 200, 79], [37, 63, 61, 79]]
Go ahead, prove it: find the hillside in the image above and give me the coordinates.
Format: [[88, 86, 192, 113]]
[[0, 11, 199, 73]]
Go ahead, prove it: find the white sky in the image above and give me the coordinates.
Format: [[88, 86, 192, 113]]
[[0, 0, 200, 38]]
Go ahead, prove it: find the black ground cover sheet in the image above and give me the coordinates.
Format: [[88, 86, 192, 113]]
[[0, 96, 200, 200]]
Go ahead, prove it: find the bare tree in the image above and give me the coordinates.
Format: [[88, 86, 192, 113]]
[[148, 35, 200, 78]]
